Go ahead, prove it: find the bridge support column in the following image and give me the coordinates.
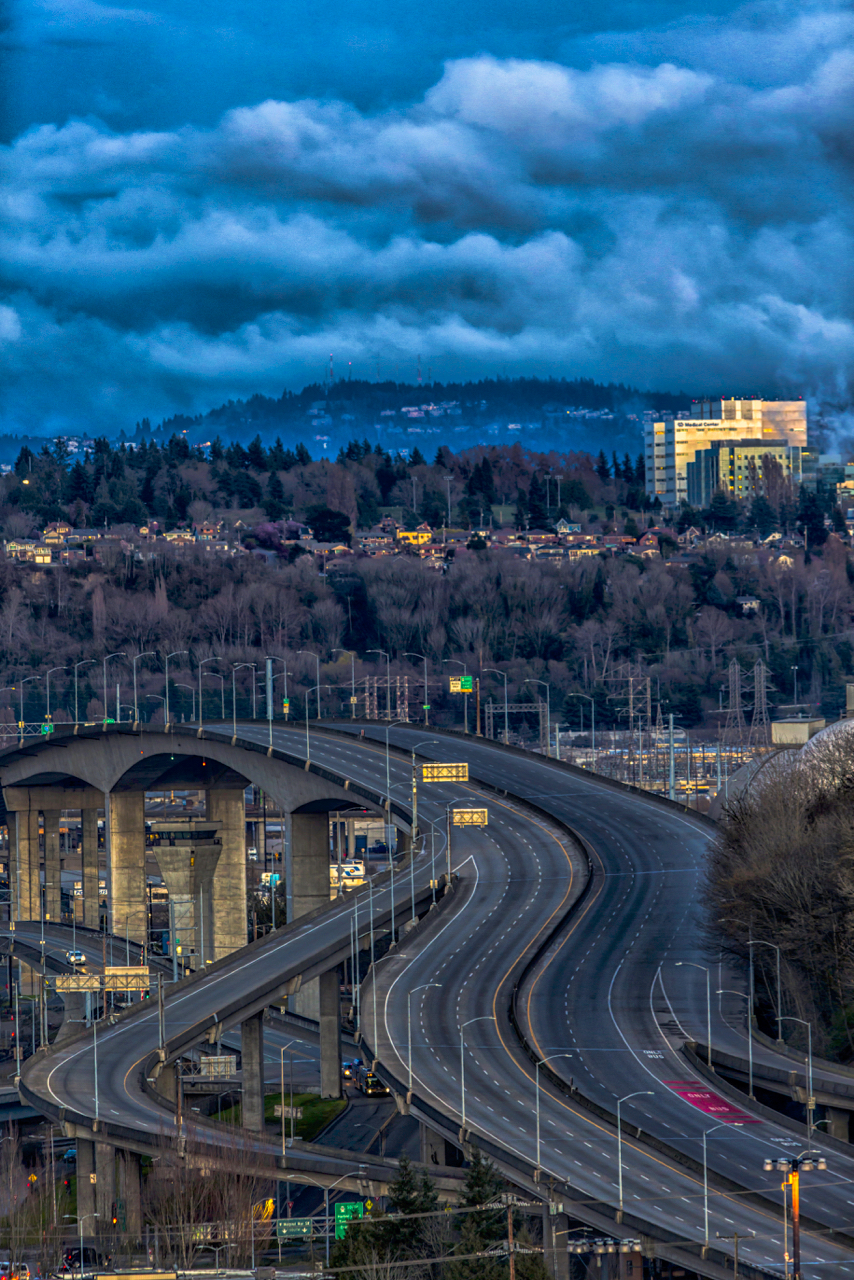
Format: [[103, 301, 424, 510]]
[[118, 1150, 142, 1238], [827, 1106, 850, 1142], [419, 1123, 445, 1166], [289, 813, 330, 1020], [347, 820, 355, 857], [11, 807, 40, 922], [95, 1142, 116, 1226], [319, 969, 341, 1099], [205, 789, 248, 960], [107, 792, 147, 944], [56, 989, 86, 1045], [241, 1011, 265, 1132], [81, 810, 100, 929], [76, 1138, 96, 1222], [43, 810, 62, 925]]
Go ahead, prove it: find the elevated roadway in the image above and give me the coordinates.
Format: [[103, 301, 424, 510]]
[[9, 723, 854, 1277]]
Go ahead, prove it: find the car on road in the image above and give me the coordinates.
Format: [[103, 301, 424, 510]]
[[342, 1058, 361, 1080], [64, 951, 85, 966], [57, 1246, 109, 1275]]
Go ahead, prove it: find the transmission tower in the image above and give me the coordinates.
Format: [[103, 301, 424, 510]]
[[748, 660, 770, 748], [722, 658, 747, 750]]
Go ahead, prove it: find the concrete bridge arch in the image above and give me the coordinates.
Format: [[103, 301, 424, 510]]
[[0, 724, 406, 965]]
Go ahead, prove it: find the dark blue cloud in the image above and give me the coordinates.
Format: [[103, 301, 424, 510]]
[[0, 0, 852, 432]]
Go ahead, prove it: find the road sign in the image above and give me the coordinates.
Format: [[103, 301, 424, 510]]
[[55, 975, 100, 991], [449, 676, 473, 693], [282, 700, 290, 712], [422, 762, 468, 782], [335, 1201, 364, 1239], [104, 966, 149, 992], [276, 1218, 312, 1238], [452, 807, 488, 827], [350, 696, 358, 704]]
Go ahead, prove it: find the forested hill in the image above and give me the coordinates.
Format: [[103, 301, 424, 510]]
[[136, 375, 689, 457]]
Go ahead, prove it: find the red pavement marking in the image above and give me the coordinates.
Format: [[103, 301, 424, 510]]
[[664, 1081, 761, 1123]]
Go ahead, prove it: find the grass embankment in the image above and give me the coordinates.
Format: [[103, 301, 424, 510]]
[[217, 1092, 346, 1139]]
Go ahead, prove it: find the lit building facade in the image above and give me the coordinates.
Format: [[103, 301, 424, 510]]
[[645, 399, 807, 507], [686, 439, 803, 509]]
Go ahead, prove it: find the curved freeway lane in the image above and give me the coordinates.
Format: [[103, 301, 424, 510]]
[[13, 723, 854, 1278]]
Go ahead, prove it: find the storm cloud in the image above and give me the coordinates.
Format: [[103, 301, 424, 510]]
[[1, 0, 853, 432]]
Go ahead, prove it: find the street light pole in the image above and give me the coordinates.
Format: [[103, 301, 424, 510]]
[[164, 650, 188, 726], [483, 668, 509, 744], [367, 649, 391, 719], [232, 663, 256, 734], [333, 649, 357, 718], [132, 651, 156, 723], [617, 1091, 654, 1218], [298, 650, 322, 719], [676, 961, 712, 1066], [73, 660, 95, 725], [780, 1017, 814, 1150], [197, 657, 219, 731], [460, 1016, 493, 1133], [404, 652, 430, 726], [408, 984, 440, 1092], [46, 666, 67, 725], [536, 1054, 576, 1168], [19, 675, 41, 741], [568, 692, 596, 757], [103, 653, 125, 723], [175, 683, 196, 721], [703, 1122, 742, 1246], [718, 989, 754, 1098], [443, 658, 469, 733], [524, 678, 551, 757]]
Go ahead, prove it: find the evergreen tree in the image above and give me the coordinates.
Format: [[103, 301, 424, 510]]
[[447, 1147, 505, 1280], [595, 450, 610, 482], [748, 495, 777, 539], [410, 446, 426, 466], [528, 473, 549, 528], [295, 442, 312, 465], [265, 471, 286, 519], [246, 434, 267, 470]]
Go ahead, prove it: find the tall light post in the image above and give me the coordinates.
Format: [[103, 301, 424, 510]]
[[617, 1091, 654, 1218], [298, 649, 322, 719], [176, 683, 196, 721], [367, 649, 391, 719], [132, 650, 156, 722], [164, 650, 188, 726], [408, 984, 440, 1092], [19, 675, 41, 740], [382, 720, 404, 931], [443, 658, 469, 733], [676, 961, 712, 1066], [483, 667, 509, 744], [232, 663, 256, 734], [791, 665, 799, 707], [718, 989, 754, 1098], [333, 649, 357, 718], [73, 660, 95, 725], [460, 1015, 493, 1133], [568, 691, 596, 756], [46, 665, 67, 726], [703, 1122, 742, 1246], [762, 1150, 827, 1280], [524, 677, 551, 757], [63, 1212, 99, 1280], [197, 657, 219, 730], [145, 694, 166, 723], [102, 652, 125, 722], [404, 652, 430, 726], [780, 1016, 814, 1150], [535, 1054, 575, 1168], [203, 671, 226, 720], [279, 1038, 296, 1157]]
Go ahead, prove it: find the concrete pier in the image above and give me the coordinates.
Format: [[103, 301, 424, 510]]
[[319, 970, 342, 1099], [107, 792, 147, 944], [205, 790, 248, 960], [241, 1011, 265, 1133], [81, 809, 101, 928]]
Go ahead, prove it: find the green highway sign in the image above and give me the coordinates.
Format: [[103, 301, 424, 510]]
[[335, 1201, 364, 1239], [276, 1217, 313, 1238], [460, 675, 473, 692]]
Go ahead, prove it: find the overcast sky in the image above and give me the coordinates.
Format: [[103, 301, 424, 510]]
[[0, 0, 852, 434]]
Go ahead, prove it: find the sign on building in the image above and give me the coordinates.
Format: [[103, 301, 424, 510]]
[[422, 763, 468, 782]]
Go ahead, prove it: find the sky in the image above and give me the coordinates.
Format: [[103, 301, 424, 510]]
[[0, 0, 852, 434]]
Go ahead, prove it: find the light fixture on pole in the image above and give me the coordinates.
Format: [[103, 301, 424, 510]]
[[443, 658, 469, 733], [367, 649, 391, 718], [536, 1054, 576, 1169], [703, 1122, 742, 1247], [19, 675, 42, 741], [163, 650, 188, 726], [718, 988, 754, 1097], [132, 651, 156, 722], [73, 660, 95, 725], [567, 692, 596, 755], [524, 677, 551, 757], [483, 668, 509, 744], [298, 650, 322, 719], [232, 663, 256, 734], [780, 1016, 814, 1151], [102, 653, 125, 725], [404, 652, 430, 726], [175, 683, 196, 721], [676, 961, 712, 1066], [197, 656, 220, 731], [408, 984, 440, 1092], [761, 1149, 827, 1280], [63, 1212, 99, 1280], [46, 666, 67, 727], [459, 1015, 493, 1133], [617, 1091, 654, 1218], [333, 649, 357, 718]]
